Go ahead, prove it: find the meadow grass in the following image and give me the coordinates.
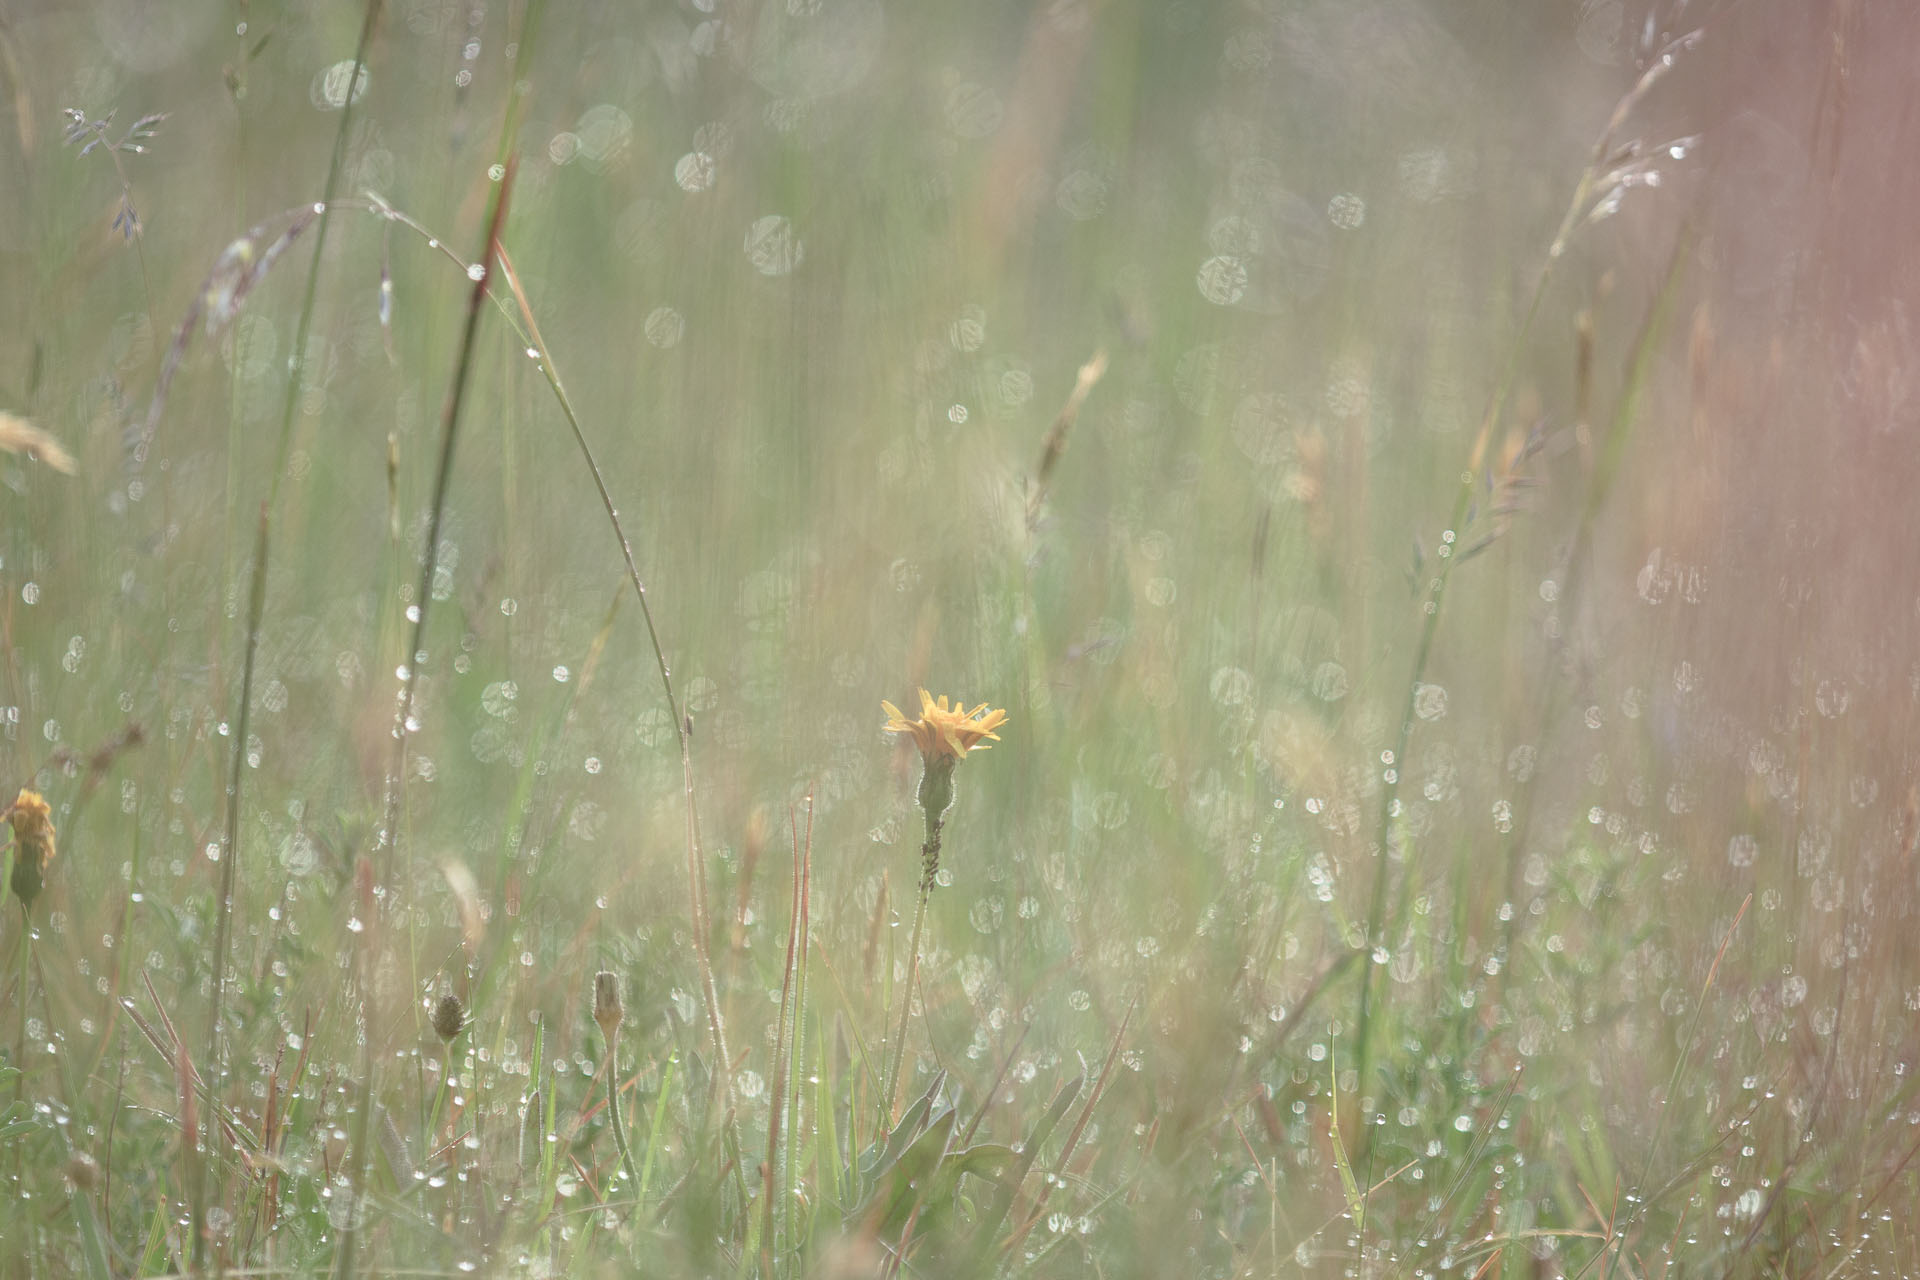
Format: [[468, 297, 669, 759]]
[[2, 3, 1918, 1277]]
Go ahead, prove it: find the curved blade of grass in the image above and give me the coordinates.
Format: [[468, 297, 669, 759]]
[[488, 238, 747, 1208], [1329, 1047, 1365, 1237], [972, 1070, 1084, 1270]]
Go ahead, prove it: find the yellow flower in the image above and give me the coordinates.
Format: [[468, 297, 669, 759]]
[[7, 788, 56, 909], [882, 689, 1008, 764]]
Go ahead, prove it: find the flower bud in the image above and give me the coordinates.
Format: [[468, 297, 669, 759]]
[[431, 993, 466, 1042], [593, 971, 623, 1041]]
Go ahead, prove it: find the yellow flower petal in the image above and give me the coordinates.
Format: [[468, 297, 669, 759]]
[[881, 688, 1010, 766]]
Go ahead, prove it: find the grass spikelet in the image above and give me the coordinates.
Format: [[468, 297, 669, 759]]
[[0, 414, 76, 475], [1027, 347, 1108, 531], [135, 205, 320, 461]]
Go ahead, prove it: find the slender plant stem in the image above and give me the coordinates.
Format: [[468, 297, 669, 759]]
[[1350, 29, 1701, 1115], [765, 822, 803, 1257], [11, 904, 26, 1106], [1493, 224, 1692, 974], [427, 1043, 453, 1156], [489, 245, 748, 1205], [190, 503, 269, 1272], [602, 1030, 642, 1211], [337, 100, 524, 1280], [785, 798, 813, 1255], [267, 0, 382, 509], [883, 861, 934, 1124]]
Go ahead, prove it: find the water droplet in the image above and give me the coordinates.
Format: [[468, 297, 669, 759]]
[[674, 151, 716, 192], [1327, 192, 1365, 229], [311, 60, 370, 111], [1196, 254, 1248, 306], [744, 215, 803, 276], [644, 306, 685, 349]]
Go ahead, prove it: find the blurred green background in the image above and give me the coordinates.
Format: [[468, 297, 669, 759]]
[[3, 0, 1919, 1275]]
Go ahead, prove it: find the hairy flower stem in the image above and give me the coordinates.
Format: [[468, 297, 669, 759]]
[[602, 1029, 642, 1211], [11, 908, 26, 1107], [883, 761, 954, 1122]]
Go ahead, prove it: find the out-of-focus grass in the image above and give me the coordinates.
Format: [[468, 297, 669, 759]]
[[2, 2, 1918, 1276]]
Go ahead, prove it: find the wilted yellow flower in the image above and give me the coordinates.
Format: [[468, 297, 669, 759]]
[[882, 690, 1008, 764], [7, 788, 56, 909]]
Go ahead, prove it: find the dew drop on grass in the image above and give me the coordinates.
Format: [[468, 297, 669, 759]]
[[1311, 661, 1349, 701], [1815, 679, 1850, 717], [675, 151, 716, 192], [744, 215, 803, 276], [311, 60, 370, 111], [645, 306, 685, 348], [1196, 254, 1248, 306], [1209, 665, 1252, 707], [944, 81, 1003, 137], [481, 681, 518, 717]]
